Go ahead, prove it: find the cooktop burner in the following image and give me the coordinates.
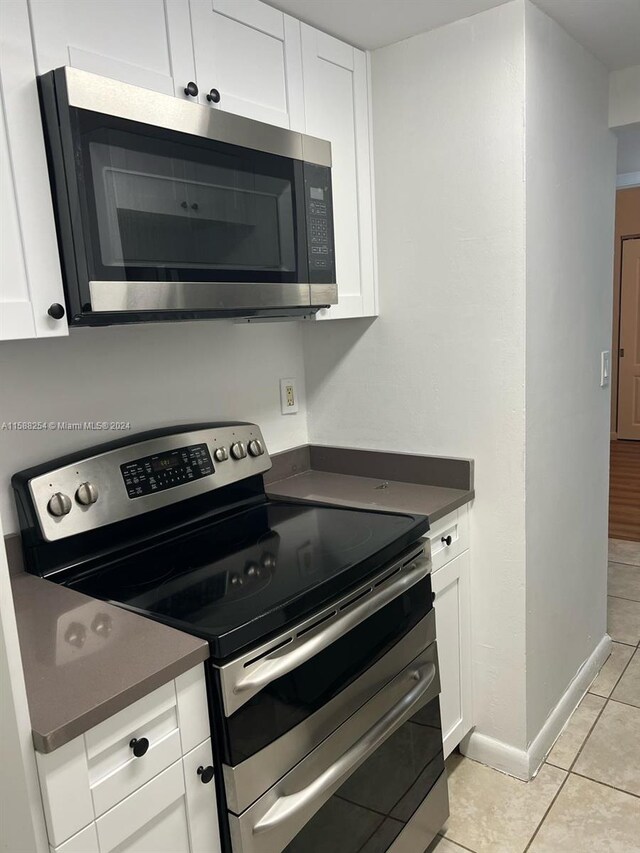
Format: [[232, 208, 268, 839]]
[[66, 499, 426, 658]]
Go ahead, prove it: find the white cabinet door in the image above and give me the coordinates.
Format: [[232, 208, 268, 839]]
[[0, 0, 68, 340], [301, 24, 377, 320], [28, 0, 192, 97], [432, 550, 472, 758], [182, 740, 220, 853], [189, 0, 304, 129]]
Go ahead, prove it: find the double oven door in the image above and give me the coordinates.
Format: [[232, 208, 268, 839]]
[[209, 543, 448, 853]]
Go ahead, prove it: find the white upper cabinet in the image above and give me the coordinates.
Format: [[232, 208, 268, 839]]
[[0, 0, 67, 339], [300, 25, 378, 320], [188, 0, 305, 130], [28, 0, 188, 97]]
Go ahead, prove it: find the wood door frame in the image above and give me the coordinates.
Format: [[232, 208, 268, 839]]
[[611, 187, 640, 436]]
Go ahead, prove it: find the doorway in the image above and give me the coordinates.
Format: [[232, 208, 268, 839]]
[[609, 187, 640, 542]]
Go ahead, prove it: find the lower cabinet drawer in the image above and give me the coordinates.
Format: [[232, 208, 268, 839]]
[[428, 506, 469, 572], [87, 681, 181, 817], [50, 823, 99, 853], [96, 760, 189, 853]]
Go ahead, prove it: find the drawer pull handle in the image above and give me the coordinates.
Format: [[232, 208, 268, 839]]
[[197, 765, 215, 784], [129, 737, 149, 758], [441, 535, 452, 547]]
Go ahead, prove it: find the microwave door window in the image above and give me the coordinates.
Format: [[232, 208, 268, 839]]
[[83, 124, 299, 281]]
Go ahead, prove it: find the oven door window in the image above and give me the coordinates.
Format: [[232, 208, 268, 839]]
[[72, 110, 306, 283]]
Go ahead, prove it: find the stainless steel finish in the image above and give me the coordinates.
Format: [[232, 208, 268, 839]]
[[214, 447, 229, 462], [247, 439, 264, 457], [231, 441, 247, 460], [229, 646, 440, 853], [389, 771, 449, 853], [47, 493, 72, 518], [29, 424, 271, 543], [216, 542, 430, 716], [74, 482, 99, 506], [309, 283, 338, 307], [88, 281, 337, 313], [63, 67, 332, 166], [223, 611, 436, 814]]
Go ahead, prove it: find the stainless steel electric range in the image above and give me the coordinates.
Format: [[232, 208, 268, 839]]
[[13, 423, 448, 853]]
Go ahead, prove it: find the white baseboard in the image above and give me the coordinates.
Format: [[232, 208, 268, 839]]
[[460, 634, 612, 781]]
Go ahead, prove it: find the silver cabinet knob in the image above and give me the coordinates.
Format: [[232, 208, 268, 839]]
[[230, 441, 247, 460], [48, 492, 72, 517], [214, 447, 228, 462], [247, 439, 264, 457], [75, 482, 99, 506]]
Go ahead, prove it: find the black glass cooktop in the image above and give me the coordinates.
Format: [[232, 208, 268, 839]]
[[66, 499, 428, 658]]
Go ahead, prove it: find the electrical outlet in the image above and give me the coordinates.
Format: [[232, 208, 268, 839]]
[[280, 378, 298, 414], [601, 351, 610, 387]]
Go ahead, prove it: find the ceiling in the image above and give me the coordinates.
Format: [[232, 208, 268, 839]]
[[265, 0, 640, 69]]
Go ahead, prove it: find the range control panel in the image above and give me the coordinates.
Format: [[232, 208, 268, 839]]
[[22, 423, 271, 542], [121, 443, 214, 499]]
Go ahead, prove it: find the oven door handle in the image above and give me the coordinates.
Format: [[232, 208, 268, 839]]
[[252, 661, 437, 835], [233, 554, 431, 700]]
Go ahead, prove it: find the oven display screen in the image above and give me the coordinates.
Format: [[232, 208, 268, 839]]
[[152, 455, 181, 472], [120, 443, 214, 499]]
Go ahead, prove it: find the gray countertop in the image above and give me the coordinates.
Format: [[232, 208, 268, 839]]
[[267, 470, 473, 522], [11, 570, 208, 753], [266, 444, 474, 523]]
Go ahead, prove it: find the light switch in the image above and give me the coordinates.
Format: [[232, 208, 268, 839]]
[[600, 351, 610, 387]]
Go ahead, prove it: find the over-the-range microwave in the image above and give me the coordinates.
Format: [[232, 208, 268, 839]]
[[38, 67, 337, 325]]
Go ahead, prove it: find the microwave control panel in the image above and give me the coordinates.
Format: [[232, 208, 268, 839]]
[[304, 162, 335, 282]]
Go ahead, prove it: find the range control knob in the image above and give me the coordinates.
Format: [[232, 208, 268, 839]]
[[214, 447, 228, 462], [247, 439, 264, 457], [47, 492, 72, 517], [230, 441, 247, 460], [75, 482, 99, 506]]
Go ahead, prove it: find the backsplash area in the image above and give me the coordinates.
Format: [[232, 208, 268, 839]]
[[0, 320, 307, 531]]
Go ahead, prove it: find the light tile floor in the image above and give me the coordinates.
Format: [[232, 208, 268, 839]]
[[428, 538, 640, 853]]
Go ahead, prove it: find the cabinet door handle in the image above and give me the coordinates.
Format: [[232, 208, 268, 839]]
[[197, 765, 215, 784], [441, 535, 452, 547], [129, 737, 149, 758], [207, 88, 221, 103], [184, 81, 199, 97], [47, 303, 65, 320]]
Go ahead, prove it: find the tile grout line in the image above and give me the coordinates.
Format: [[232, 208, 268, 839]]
[[433, 833, 477, 852], [523, 622, 638, 851], [568, 769, 640, 801], [521, 771, 570, 853], [607, 592, 640, 603]]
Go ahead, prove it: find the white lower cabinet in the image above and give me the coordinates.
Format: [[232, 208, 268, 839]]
[[429, 508, 473, 758], [36, 665, 219, 853]]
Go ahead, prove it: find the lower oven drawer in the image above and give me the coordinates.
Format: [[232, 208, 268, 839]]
[[229, 641, 445, 853]]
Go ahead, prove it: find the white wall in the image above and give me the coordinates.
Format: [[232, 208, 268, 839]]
[[524, 1, 615, 743], [304, 1, 529, 750], [609, 65, 640, 128], [0, 321, 307, 531]]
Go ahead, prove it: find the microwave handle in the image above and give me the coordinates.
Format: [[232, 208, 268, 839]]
[[233, 554, 431, 700], [253, 661, 437, 835]]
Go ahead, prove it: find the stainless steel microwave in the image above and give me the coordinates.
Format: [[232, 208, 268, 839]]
[[38, 67, 337, 325]]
